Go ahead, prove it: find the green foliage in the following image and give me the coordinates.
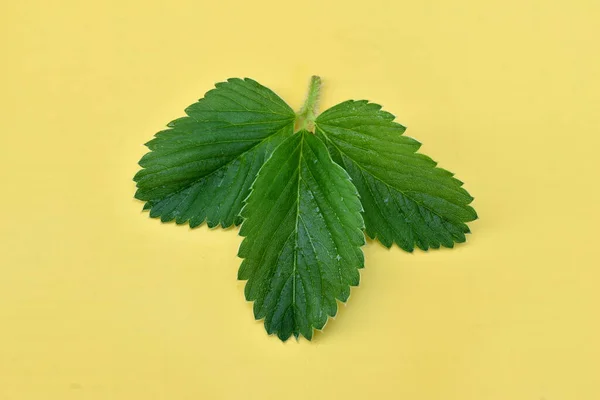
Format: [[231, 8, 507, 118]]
[[315, 101, 477, 252], [238, 131, 365, 340], [134, 78, 295, 228], [134, 77, 477, 341]]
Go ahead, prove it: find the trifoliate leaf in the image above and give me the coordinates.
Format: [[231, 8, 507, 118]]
[[133, 76, 478, 341], [238, 130, 365, 341], [315, 100, 477, 252], [134, 78, 295, 228]]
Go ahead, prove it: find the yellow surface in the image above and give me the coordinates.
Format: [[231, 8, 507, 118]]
[[1, 0, 599, 398]]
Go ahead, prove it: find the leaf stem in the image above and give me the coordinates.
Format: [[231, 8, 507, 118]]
[[295, 76, 321, 133]]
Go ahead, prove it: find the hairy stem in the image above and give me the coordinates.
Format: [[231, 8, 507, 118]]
[[295, 76, 321, 133]]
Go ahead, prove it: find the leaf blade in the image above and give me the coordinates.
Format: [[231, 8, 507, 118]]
[[316, 100, 477, 252], [134, 78, 295, 228], [238, 131, 365, 341]]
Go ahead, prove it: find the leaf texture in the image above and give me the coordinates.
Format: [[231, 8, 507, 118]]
[[238, 131, 365, 341], [316, 100, 477, 251], [134, 78, 295, 228]]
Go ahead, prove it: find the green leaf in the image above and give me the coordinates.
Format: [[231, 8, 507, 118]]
[[134, 78, 295, 228], [315, 100, 477, 252], [133, 76, 479, 341], [238, 131, 365, 341]]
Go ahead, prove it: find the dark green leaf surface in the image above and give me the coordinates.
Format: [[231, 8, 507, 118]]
[[238, 131, 365, 341], [316, 100, 477, 252], [134, 78, 295, 228]]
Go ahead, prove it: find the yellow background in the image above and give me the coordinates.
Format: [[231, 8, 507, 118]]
[[1, 0, 599, 398]]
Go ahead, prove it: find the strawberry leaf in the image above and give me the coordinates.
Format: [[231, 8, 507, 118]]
[[316, 100, 477, 251], [134, 78, 295, 228], [133, 76, 478, 341], [238, 131, 365, 341]]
